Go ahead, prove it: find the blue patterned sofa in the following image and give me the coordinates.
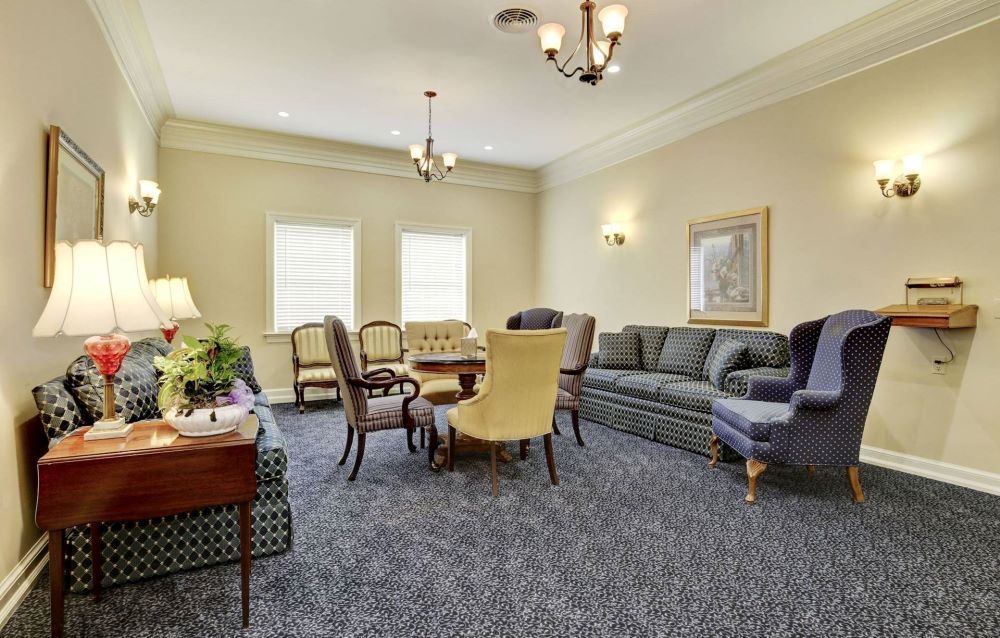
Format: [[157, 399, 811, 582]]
[[580, 326, 790, 461], [32, 338, 292, 593]]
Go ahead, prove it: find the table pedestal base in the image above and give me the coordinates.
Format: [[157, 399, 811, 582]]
[[433, 432, 512, 468]]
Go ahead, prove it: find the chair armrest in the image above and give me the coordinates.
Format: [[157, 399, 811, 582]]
[[789, 389, 841, 411], [359, 351, 368, 369], [361, 367, 396, 380], [349, 374, 418, 395], [560, 363, 588, 376], [725, 367, 790, 399]]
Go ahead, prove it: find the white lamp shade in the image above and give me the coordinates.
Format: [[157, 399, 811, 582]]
[[419, 157, 436, 173], [598, 4, 628, 38], [873, 159, 895, 181], [139, 179, 160, 202], [409, 144, 425, 160], [33, 241, 171, 337], [442, 152, 458, 169], [602, 223, 621, 236], [149, 276, 202, 320], [537, 23, 566, 54], [592, 40, 611, 66], [902, 155, 923, 175]]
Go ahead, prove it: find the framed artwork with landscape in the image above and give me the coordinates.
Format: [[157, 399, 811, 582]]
[[687, 206, 768, 326]]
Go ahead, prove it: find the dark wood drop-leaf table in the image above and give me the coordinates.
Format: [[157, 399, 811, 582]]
[[35, 415, 260, 638]]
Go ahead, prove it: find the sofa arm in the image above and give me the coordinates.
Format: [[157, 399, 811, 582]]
[[588, 352, 600, 369], [724, 367, 790, 398]]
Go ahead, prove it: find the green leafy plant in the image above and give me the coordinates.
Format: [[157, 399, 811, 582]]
[[154, 323, 245, 419]]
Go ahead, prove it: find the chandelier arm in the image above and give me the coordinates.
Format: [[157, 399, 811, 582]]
[[547, 57, 588, 79], [595, 40, 620, 73], [556, 7, 588, 73]]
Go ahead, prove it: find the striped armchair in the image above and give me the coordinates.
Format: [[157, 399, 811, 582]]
[[553, 313, 596, 446], [359, 320, 408, 377], [291, 323, 339, 414]]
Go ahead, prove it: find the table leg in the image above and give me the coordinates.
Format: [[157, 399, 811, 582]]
[[90, 523, 102, 603], [455, 373, 477, 401], [239, 501, 252, 628], [48, 529, 64, 638]]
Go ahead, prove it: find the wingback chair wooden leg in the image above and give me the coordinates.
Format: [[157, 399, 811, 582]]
[[847, 466, 865, 503], [348, 432, 366, 481], [519, 439, 529, 460], [338, 426, 354, 466], [489, 445, 500, 497], [571, 410, 584, 447], [551, 416, 562, 436], [406, 427, 417, 453], [543, 433, 559, 486], [426, 427, 439, 470], [745, 459, 767, 504], [447, 426, 456, 472], [708, 434, 720, 468]]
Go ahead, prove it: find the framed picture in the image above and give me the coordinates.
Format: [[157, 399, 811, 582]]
[[44, 125, 105, 287], [687, 206, 768, 326]]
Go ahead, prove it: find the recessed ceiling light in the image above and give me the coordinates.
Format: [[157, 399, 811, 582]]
[[607, 65, 621, 73], [484, 145, 494, 151], [390, 130, 401, 136], [277, 111, 290, 118]]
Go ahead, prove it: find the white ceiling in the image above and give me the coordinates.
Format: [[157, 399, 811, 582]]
[[139, 0, 896, 169]]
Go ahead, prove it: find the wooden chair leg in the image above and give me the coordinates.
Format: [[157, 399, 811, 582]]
[[338, 426, 354, 465], [543, 433, 559, 486], [745, 459, 767, 504], [552, 416, 562, 436], [294, 382, 304, 414], [806, 464, 816, 476], [406, 426, 416, 453], [571, 410, 584, 446], [519, 439, 529, 460], [427, 427, 439, 469], [847, 466, 865, 503], [489, 444, 499, 497], [347, 432, 366, 481], [336, 385, 341, 401], [420, 427, 425, 449], [447, 425, 456, 472], [708, 433, 720, 468]]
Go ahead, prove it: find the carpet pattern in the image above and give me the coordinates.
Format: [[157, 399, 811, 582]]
[[3, 401, 998, 637]]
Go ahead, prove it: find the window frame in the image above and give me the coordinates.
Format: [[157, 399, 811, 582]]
[[395, 222, 472, 327], [265, 212, 362, 336]]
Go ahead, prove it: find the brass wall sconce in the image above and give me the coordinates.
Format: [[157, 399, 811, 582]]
[[129, 180, 160, 216], [602, 223, 625, 246], [873, 155, 922, 198]]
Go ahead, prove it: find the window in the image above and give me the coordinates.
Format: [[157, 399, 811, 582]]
[[267, 214, 359, 332], [397, 225, 470, 324]]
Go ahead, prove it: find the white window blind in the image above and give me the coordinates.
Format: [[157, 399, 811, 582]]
[[400, 228, 468, 323], [272, 218, 356, 331]]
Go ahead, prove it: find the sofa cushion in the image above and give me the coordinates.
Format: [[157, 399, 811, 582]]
[[614, 372, 691, 401], [66, 351, 161, 425], [234, 346, 263, 393], [598, 332, 641, 370], [712, 399, 791, 442], [33, 378, 87, 443], [582, 368, 645, 391], [656, 327, 716, 377], [622, 325, 669, 370], [706, 339, 747, 389], [713, 328, 789, 368], [658, 380, 733, 413]]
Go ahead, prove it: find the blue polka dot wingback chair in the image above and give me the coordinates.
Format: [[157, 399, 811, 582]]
[[708, 310, 892, 504], [506, 307, 564, 330]]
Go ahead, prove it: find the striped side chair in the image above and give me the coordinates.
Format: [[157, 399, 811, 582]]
[[324, 315, 437, 480], [358, 320, 408, 377], [553, 313, 596, 446], [291, 322, 339, 414]]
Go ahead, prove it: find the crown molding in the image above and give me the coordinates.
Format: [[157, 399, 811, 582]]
[[86, 0, 174, 138], [160, 119, 541, 193], [538, 0, 1000, 191]]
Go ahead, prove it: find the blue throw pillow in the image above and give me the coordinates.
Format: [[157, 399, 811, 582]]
[[598, 332, 641, 370], [707, 338, 748, 390]]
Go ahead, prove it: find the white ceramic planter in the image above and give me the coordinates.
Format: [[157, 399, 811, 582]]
[[163, 403, 249, 437]]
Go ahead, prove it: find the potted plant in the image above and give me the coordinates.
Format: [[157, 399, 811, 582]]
[[154, 323, 255, 437]]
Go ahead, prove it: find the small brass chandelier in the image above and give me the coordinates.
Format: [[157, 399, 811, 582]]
[[408, 91, 457, 182], [537, 3, 628, 86]]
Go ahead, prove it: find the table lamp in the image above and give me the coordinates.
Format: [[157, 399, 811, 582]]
[[149, 275, 202, 343], [33, 241, 172, 440]]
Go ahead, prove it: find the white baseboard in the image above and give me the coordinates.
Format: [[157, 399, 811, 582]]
[[860, 445, 1000, 496], [0, 535, 47, 631], [264, 387, 338, 405]]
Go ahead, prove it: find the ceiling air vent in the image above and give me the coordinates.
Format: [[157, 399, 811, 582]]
[[492, 7, 539, 34]]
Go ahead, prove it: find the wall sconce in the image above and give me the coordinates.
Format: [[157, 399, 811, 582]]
[[129, 180, 160, 216], [602, 223, 625, 246], [873, 155, 922, 198]]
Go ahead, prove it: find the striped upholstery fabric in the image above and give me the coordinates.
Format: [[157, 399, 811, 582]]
[[558, 313, 596, 401], [555, 388, 578, 410], [358, 394, 435, 432], [324, 316, 370, 427], [292, 324, 332, 365], [359, 321, 404, 369]]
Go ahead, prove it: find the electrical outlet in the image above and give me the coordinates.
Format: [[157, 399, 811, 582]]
[[931, 361, 946, 375]]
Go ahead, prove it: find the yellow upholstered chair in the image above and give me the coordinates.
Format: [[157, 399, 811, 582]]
[[446, 328, 567, 496], [358, 321, 408, 377], [404, 320, 471, 405], [292, 322, 339, 414]]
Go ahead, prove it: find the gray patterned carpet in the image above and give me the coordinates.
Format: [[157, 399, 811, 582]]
[[3, 400, 999, 637]]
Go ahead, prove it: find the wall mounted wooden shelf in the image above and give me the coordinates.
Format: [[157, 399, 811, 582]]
[[875, 304, 978, 329]]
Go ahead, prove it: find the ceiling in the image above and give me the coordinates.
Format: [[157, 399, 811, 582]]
[[139, 0, 897, 169]]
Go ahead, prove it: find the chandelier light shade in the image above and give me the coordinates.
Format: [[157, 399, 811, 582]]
[[537, 2, 628, 85], [408, 91, 458, 182], [149, 274, 202, 342]]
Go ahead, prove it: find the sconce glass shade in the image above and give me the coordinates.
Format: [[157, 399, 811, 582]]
[[902, 155, 923, 176], [418, 157, 436, 173], [409, 144, 425, 161], [873, 160, 895, 182], [139, 179, 160, 203], [149, 276, 202, 321], [592, 40, 611, 66], [442, 153, 458, 169], [537, 22, 566, 54], [597, 4, 628, 39]]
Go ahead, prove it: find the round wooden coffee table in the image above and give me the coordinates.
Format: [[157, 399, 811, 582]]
[[407, 352, 512, 467]]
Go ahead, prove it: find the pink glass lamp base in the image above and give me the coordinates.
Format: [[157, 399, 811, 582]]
[[160, 321, 180, 343], [83, 334, 133, 440]]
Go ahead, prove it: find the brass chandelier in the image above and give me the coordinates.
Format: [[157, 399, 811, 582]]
[[408, 91, 457, 182], [537, 2, 628, 86]]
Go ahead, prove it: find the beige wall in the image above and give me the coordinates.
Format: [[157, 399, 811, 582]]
[[536, 20, 1000, 474], [0, 0, 160, 585], [157, 149, 536, 391]]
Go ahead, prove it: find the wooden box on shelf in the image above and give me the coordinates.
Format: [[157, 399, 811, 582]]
[[875, 304, 978, 329]]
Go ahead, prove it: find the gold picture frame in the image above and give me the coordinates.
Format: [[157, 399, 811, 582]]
[[44, 125, 105, 287], [687, 206, 768, 327]]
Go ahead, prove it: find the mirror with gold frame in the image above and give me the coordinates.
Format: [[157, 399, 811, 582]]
[[44, 125, 105, 287]]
